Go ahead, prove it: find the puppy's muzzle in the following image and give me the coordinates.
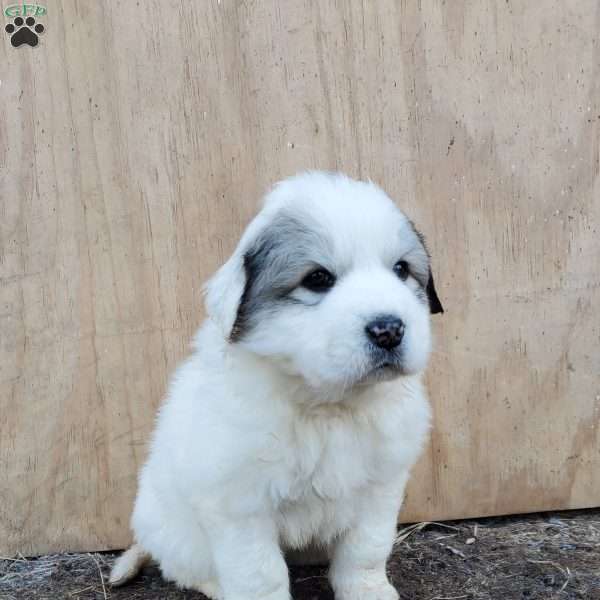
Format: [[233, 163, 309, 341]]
[[365, 315, 405, 350]]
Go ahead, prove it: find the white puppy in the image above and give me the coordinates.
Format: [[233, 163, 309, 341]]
[[110, 171, 443, 600]]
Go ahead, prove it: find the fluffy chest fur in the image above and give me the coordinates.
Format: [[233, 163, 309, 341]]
[[259, 385, 431, 547], [271, 405, 408, 502]]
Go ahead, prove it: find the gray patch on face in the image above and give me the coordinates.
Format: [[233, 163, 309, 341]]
[[230, 209, 333, 342], [401, 220, 431, 288], [404, 220, 443, 314], [411, 282, 428, 304]]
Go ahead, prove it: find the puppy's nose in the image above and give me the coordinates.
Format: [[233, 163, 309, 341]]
[[365, 316, 405, 350]]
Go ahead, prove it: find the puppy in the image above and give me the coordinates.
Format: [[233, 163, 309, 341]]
[[110, 171, 443, 600]]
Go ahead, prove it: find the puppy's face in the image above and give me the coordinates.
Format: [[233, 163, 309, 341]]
[[205, 172, 443, 391]]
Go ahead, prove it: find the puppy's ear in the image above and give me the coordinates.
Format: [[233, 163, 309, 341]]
[[426, 268, 444, 314], [406, 219, 444, 315], [204, 208, 275, 340], [203, 251, 247, 340]]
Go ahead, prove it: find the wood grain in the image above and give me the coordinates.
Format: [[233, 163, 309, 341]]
[[1, 0, 598, 555]]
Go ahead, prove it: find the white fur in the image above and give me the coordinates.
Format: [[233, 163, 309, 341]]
[[112, 172, 436, 600]]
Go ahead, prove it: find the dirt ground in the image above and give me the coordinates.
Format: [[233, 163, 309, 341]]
[[2, 510, 599, 600]]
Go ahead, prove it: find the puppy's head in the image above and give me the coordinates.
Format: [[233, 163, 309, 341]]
[[205, 172, 443, 391]]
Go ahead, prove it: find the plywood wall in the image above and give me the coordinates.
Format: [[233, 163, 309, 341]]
[[1, 1, 598, 556]]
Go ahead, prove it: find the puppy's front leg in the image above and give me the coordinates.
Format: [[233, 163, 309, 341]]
[[208, 514, 291, 600], [329, 484, 404, 600]]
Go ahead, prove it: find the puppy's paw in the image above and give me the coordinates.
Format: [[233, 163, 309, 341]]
[[333, 575, 399, 600]]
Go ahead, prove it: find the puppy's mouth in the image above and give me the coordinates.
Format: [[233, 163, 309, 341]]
[[373, 348, 405, 370], [375, 360, 395, 369], [357, 354, 406, 385]]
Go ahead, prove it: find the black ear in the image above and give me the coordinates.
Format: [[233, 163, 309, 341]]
[[426, 268, 444, 314], [405, 219, 444, 314]]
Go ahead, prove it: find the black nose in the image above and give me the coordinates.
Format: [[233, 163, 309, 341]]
[[365, 316, 405, 350]]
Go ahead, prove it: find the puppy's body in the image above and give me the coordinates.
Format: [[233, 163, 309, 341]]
[[111, 172, 442, 600]]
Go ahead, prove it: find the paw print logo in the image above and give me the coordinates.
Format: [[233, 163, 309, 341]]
[[5, 16, 44, 47]]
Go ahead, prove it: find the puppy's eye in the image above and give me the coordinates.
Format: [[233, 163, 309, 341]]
[[301, 268, 336, 292], [393, 260, 410, 281]]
